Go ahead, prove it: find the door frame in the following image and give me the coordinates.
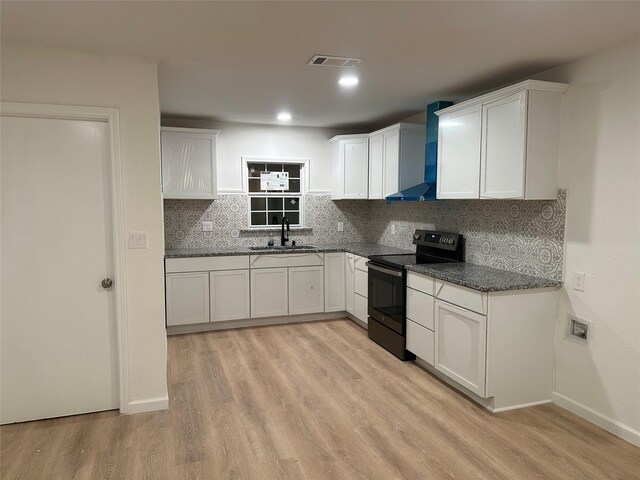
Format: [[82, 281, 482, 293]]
[[1, 102, 131, 414]]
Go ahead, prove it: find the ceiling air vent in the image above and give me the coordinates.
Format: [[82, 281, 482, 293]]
[[307, 54, 362, 67]]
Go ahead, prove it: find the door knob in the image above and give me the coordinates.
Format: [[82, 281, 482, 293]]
[[101, 278, 113, 289]]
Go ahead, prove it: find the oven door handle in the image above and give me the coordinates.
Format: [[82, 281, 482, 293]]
[[365, 262, 403, 277]]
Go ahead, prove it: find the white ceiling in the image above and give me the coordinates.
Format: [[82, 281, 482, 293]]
[[2, 1, 639, 128]]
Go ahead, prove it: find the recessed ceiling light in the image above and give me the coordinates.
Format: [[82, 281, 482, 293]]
[[277, 112, 292, 121], [338, 75, 359, 88]]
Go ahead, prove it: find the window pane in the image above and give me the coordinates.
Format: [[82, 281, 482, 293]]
[[251, 197, 266, 211], [269, 212, 283, 225], [285, 212, 300, 224], [284, 197, 300, 211], [251, 212, 267, 226], [248, 178, 262, 192], [268, 197, 283, 210], [283, 164, 301, 177], [248, 163, 264, 178], [288, 179, 301, 193]]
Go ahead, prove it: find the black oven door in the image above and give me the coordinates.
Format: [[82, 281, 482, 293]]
[[367, 262, 405, 335]]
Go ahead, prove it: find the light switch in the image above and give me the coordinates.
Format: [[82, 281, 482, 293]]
[[129, 232, 148, 249], [337, 222, 344, 232], [202, 221, 213, 232]]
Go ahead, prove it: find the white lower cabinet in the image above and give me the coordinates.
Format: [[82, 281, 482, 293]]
[[289, 266, 324, 315], [324, 252, 345, 312], [406, 320, 434, 365], [434, 300, 487, 397], [250, 267, 288, 318], [209, 270, 250, 322], [354, 293, 368, 324], [166, 272, 210, 326], [345, 253, 355, 315]]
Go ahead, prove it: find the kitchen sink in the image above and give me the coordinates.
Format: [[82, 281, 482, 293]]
[[248, 245, 317, 251]]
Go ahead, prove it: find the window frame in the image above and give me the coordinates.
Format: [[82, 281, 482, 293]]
[[242, 156, 309, 229]]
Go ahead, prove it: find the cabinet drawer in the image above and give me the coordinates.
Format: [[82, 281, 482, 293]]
[[435, 280, 487, 315], [354, 255, 368, 272], [354, 268, 368, 297], [166, 255, 249, 273], [407, 271, 434, 296], [354, 293, 368, 324], [406, 319, 434, 365], [250, 253, 324, 269], [406, 287, 434, 330]]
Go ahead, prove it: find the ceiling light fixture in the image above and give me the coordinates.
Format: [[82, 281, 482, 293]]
[[338, 75, 359, 88], [277, 112, 292, 121]]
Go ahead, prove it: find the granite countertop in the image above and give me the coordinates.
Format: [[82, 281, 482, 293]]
[[164, 242, 413, 259], [405, 263, 561, 292]]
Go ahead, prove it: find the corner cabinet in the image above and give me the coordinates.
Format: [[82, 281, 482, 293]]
[[436, 80, 568, 200], [161, 127, 220, 199], [330, 135, 369, 199]]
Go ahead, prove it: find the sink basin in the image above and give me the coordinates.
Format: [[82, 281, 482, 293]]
[[249, 245, 317, 251]]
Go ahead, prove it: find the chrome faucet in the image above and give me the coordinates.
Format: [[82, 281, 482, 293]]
[[281, 216, 290, 246]]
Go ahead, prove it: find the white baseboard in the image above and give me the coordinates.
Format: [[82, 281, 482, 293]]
[[491, 399, 552, 413], [552, 391, 640, 447], [127, 396, 169, 414]]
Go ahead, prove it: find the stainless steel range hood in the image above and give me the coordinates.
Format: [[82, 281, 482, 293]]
[[386, 100, 453, 202]]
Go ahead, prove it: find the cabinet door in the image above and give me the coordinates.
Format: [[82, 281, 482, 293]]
[[210, 270, 250, 322], [250, 268, 288, 318], [343, 138, 369, 198], [345, 253, 355, 315], [289, 266, 324, 315], [437, 105, 482, 199], [434, 300, 487, 396], [368, 134, 384, 199], [480, 91, 528, 199], [324, 253, 345, 312], [354, 293, 368, 324], [354, 268, 368, 297], [161, 129, 218, 199], [166, 272, 210, 326], [382, 129, 400, 198]]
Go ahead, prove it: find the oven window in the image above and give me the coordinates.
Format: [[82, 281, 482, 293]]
[[368, 266, 405, 334]]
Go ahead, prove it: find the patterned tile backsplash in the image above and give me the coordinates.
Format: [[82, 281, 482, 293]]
[[164, 189, 566, 280]]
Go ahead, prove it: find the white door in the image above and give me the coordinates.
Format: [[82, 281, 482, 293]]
[[434, 300, 487, 397], [342, 138, 368, 198], [324, 253, 345, 312], [166, 272, 210, 326], [1, 115, 119, 424], [368, 134, 384, 199], [289, 266, 324, 315], [437, 105, 482, 199], [250, 268, 288, 318], [480, 92, 528, 199], [345, 254, 355, 315], [382, 129, 400, 197], [210, 270, 250, 322]]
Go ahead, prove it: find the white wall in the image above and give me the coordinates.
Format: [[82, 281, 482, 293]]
[[1, 43, 168, 412], [535, 40, 640, 445], [162, 117, 349, 193]]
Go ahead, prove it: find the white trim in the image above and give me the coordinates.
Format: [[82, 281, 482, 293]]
[[217, 189, 245, 194], [552, 392, 640, 447], [491, 400, 552, 413], [161, 126, 220, 136], [307, 190, 332, 195], [1, 102, 131, 415], [166, 311, 346, 335], [128, 396, 169, 414]]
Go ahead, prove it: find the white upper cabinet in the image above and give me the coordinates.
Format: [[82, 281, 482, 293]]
[[437, 105, 482, 199], [436, 80, 568, 200], [368, 123, 426, 199], [330, 135, 369, 199], [161, 127, 220, 199]]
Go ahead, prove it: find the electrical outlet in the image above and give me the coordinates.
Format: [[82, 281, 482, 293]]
[[337, 222, 344, 232], [128, 231, 148, 249], [572, 271, 585, 291], [568, 316, 592, 343], [202, 221, 213, 232]]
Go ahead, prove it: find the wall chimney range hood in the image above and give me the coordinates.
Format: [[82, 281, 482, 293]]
[[386, 100, 453, 202]]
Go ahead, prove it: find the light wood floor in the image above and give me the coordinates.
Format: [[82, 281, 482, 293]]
[[1, 319, 639, 479]]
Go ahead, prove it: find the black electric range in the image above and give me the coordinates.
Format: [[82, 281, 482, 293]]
[[367, 230, 465, 360]]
